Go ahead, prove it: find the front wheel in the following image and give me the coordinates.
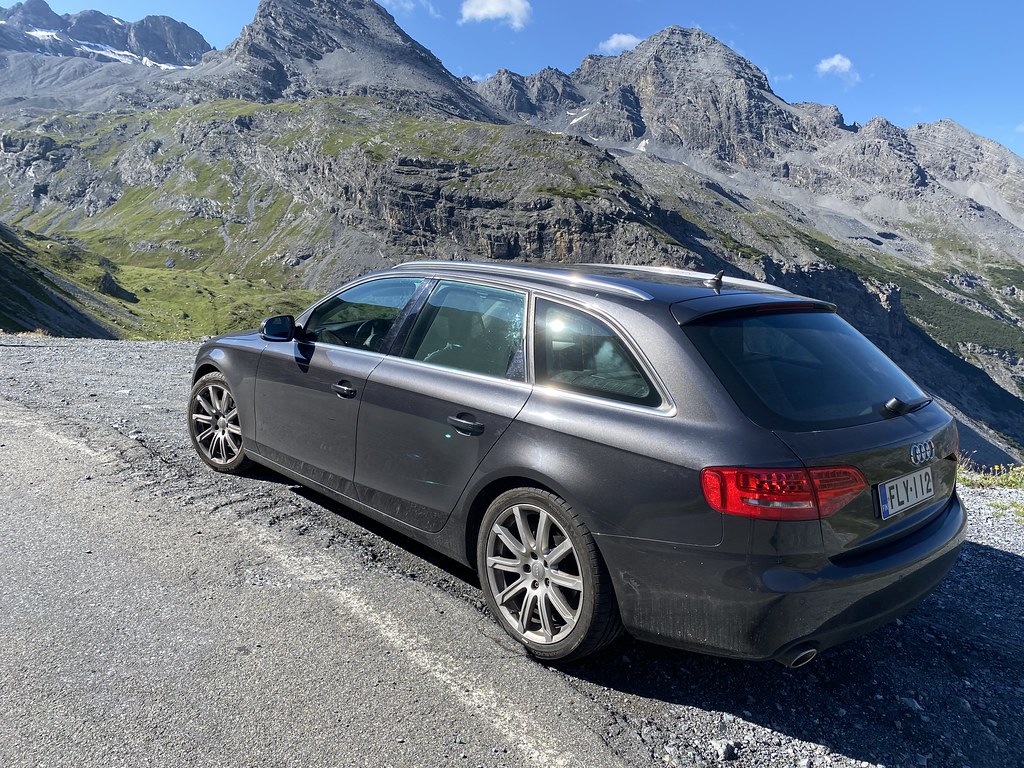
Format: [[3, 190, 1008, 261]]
[[187, 371, 250, 473], [477, 488, 622, 662]]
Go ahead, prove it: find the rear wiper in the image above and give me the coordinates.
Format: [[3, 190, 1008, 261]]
[[884, 395, 933, 416]]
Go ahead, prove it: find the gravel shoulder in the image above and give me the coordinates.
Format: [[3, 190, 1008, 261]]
[[1, 335, 1022, 768]]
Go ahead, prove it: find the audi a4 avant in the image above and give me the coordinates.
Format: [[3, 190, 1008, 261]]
[[187, 261, 965, 666]]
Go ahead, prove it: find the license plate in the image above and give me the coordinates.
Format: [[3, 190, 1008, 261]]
[[879, 466, 934, 519]]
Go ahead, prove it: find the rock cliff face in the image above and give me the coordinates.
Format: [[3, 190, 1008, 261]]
[[0, 0, 211, 67]]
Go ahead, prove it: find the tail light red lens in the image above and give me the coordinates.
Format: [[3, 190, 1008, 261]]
[[700, 466, 867, 520]]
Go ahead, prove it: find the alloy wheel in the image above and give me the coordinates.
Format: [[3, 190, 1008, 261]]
[[190, 382, 243, 466], [484, 502, 584, 644]]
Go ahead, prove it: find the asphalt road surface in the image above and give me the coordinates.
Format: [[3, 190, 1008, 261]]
[[1, 335, 1022, 768]]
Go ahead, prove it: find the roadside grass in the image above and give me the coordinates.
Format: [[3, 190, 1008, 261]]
[[986, 500, 1024, 521], [957, 460, 1024, 490]]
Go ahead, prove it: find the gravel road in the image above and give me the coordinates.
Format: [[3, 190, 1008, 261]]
[[1, 335, 1022, 768]]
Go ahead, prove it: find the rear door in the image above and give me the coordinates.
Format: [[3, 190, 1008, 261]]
[[354, 280, 531, 532]]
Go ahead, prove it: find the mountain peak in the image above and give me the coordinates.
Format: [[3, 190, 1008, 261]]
[[0, 0, 211, 67], [603, 25, 773, 94], [184, 0, 499, 119], [1, 0, 65, 30]]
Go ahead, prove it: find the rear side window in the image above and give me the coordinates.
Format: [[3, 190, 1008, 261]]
[[535, 299, 660, 407], [401, 281, 527, 380], [684, 310, 926, 431]]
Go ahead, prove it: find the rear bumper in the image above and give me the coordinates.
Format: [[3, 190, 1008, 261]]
[[596, 491, 966, 661]]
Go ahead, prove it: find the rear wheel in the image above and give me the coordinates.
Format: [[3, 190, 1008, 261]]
[[187, 371, 250, 473], [477, 488, 622, 661]]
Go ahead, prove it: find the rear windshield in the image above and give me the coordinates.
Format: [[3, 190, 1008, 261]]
[[683, 310, 926, 431]]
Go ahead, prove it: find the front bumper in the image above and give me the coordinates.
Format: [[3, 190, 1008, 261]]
[[595, 491, 966, 661]]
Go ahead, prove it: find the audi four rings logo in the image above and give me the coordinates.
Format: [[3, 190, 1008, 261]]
[[910, 440, 936, 465]]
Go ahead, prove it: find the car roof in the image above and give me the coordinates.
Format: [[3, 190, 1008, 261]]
[[389, 260, 830, 315]]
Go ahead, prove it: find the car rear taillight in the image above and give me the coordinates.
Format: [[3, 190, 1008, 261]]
[[700, 466, 867, 521]]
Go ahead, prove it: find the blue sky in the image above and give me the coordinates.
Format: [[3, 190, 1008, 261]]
[[42, 0, 1024, 156]]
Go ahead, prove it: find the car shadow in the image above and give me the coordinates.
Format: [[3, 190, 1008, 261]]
[[563, 540, 1020, 767], [268, 476, 481, 586]]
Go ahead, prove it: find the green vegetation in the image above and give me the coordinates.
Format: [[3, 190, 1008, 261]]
[[715, 227, 768, 261], [3, 94, 1019, 361], [987, 499, 1024, 521], [788, 230, 1024, 359], [989, 265, 1024, 295], [111, 265, 318, 339], [3, 94, 641, 293], [958, 463, 1024, 522], [901, 281, 1024, 358], [957, 462, 1024, 490], [1, 225, 317, 340], [791, 230, 894, 284], [538, 184, 610, 201]]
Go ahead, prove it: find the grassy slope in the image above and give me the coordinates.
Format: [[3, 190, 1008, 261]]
[[0, 224, 317, 339]]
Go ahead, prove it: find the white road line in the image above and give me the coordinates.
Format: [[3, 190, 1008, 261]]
[[253, 536, 590, 768]]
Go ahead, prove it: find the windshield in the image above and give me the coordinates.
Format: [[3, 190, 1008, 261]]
[[684, 310, 926, 431]]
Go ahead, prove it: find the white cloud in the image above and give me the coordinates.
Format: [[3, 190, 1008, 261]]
[[381, 0, 416, 12], [817, 54, 853, 76], [1015, 124, 1024, 133], [816, 53, 860, 85], [381, 0, 441, 17], [598, 33, 642, 56], [459, 0, 532, 30]]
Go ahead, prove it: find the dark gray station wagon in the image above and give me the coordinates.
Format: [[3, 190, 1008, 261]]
[[188, 262, 965, 665]]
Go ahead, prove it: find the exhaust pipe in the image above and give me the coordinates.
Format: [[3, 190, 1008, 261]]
[[775, 644, 818, 668]]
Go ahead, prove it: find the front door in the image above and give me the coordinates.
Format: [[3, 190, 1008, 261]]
[[253, 276, 423, 498]]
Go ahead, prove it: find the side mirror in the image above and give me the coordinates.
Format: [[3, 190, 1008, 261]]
[[259, 314, 295, 342]]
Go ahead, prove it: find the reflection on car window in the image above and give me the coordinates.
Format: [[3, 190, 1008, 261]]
[[401, 281, 526, 380], [684, 310, 926, 430], [535, 299, 659, 406], [305, 278, 421, 351]]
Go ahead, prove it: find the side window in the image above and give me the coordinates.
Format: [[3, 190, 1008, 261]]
[[401, 281, 526, 380], [304, 277, 421, 351], [535, 299, 660, 406]]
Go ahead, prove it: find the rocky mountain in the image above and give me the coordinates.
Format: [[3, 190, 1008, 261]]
[[476, 27, 1024, 267], [0, 0, 211, 67], [0, 1, 1021, 464], [170, 0, 499, 120]]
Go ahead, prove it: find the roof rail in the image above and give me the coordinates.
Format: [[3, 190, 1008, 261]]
[[579, 263, 790, 294], [391, 261, 655, 301]]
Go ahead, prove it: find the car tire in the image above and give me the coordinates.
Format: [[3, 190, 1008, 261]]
[[187, 371, 251, 473], [477, 487, 622, 662]]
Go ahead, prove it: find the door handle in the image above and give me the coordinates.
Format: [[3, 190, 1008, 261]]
[[331, 381, 357, 399], [447, 414, 485, 436]]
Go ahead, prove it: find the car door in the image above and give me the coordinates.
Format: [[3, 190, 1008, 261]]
[[354, 279, 531, 532], [253, 276, 423, 498]]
